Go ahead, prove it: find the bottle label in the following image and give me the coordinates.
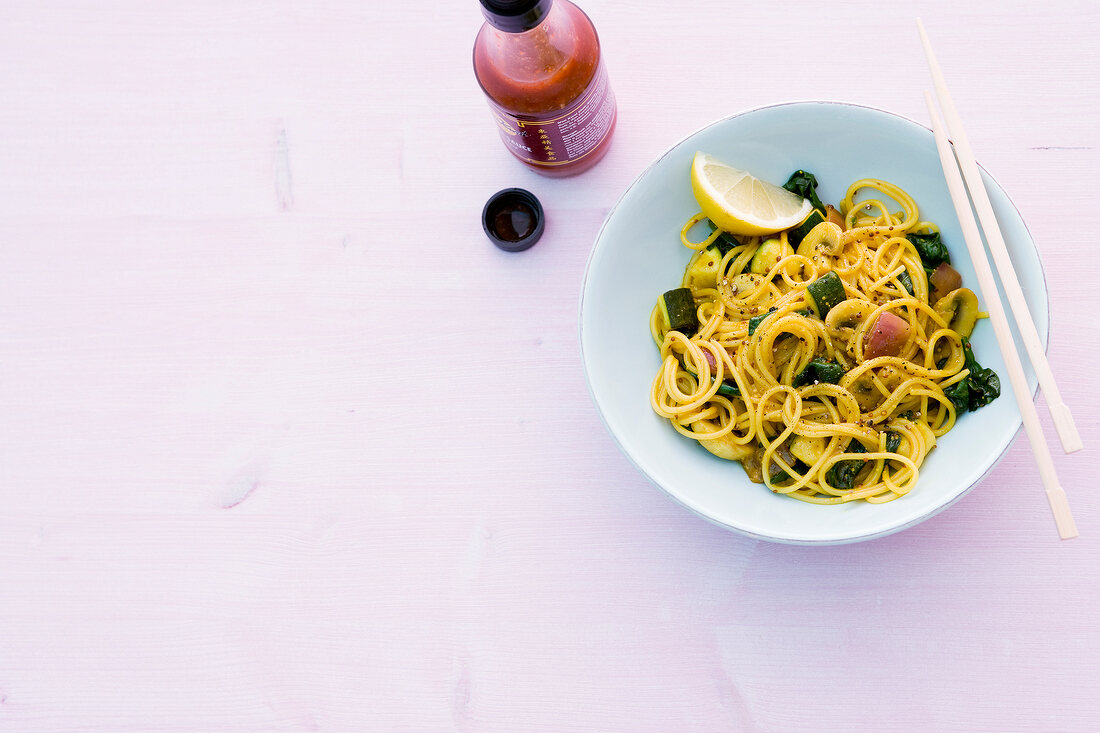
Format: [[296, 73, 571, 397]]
[[488, 63, 616, 167]]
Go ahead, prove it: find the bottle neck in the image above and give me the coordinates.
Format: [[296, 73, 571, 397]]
[[480, 0, 554, 33]]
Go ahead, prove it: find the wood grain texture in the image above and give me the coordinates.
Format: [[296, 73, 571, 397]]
[[0, 1, 1098, 731]]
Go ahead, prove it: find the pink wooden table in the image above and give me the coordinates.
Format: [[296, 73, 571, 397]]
[[1, 1, 1098, 730]]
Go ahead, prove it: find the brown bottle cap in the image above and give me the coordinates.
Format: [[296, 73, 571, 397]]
[[482, 188, 545, 252]]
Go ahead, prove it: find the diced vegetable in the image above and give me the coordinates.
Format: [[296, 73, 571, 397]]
[[699, 435, 754, 461], [825, 204, 846, 230], [766, 441, 798, 483], [807, 271, 846, 316], [787, 209, 824, 247], [749, 238, 793, 274], [702, 349, 717, 371], [790, 435, 826, 466], [693, 422, 755, 461], [929, 262, 962, 302], [684, 245, 724, 290], [782, 170, 826, 215], [682, 347, 722, 382], [658, 288, 698, 334], [907, 230, 951, 268], [863, 311, 911, 359]]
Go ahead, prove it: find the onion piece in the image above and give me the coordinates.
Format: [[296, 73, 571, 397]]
[[863, 311, 911, 359], [929, 262, 962, 302], [703, 349, 718, 371]]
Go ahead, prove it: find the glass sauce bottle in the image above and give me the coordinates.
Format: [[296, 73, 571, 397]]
[[474, 0, 617, 177]]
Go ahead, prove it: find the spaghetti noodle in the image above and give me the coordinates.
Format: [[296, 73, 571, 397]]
[[649, 175, 999, 504]]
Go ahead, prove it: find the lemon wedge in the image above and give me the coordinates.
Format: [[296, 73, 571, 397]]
[[690, 152, 813, 236]]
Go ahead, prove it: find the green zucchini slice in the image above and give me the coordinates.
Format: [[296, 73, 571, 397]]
[[749, 238, 794, 275], [807, 271, 846, 316], [658, 288, 698, 334], [787, 209, 825, 247], [684, 245, 724, 290]]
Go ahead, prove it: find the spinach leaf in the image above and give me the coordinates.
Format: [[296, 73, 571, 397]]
[[967, 370, 1000, 411], [826, 440, 867, 491], [907, 231, 951, 268], [962, 337, 1001, 411], [827, 432, 901, 490], [783, 170, 826, 215], [704, 220, 741, 255], [898, 270, 915, 296], [945, 337, 1000, 415], [793, 359, 846, 387], [811, 359, 846, 385], [945, 380, 970, 413]]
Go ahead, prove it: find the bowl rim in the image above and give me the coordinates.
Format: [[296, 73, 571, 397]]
[[578, 100, 1050, 545]]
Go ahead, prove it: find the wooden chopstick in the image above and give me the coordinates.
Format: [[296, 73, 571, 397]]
[[917, 18, 1082, 455], [923, 92, 1078, 540]]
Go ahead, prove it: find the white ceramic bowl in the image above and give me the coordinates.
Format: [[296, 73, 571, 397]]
[[580, 102, 1047, 544]]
